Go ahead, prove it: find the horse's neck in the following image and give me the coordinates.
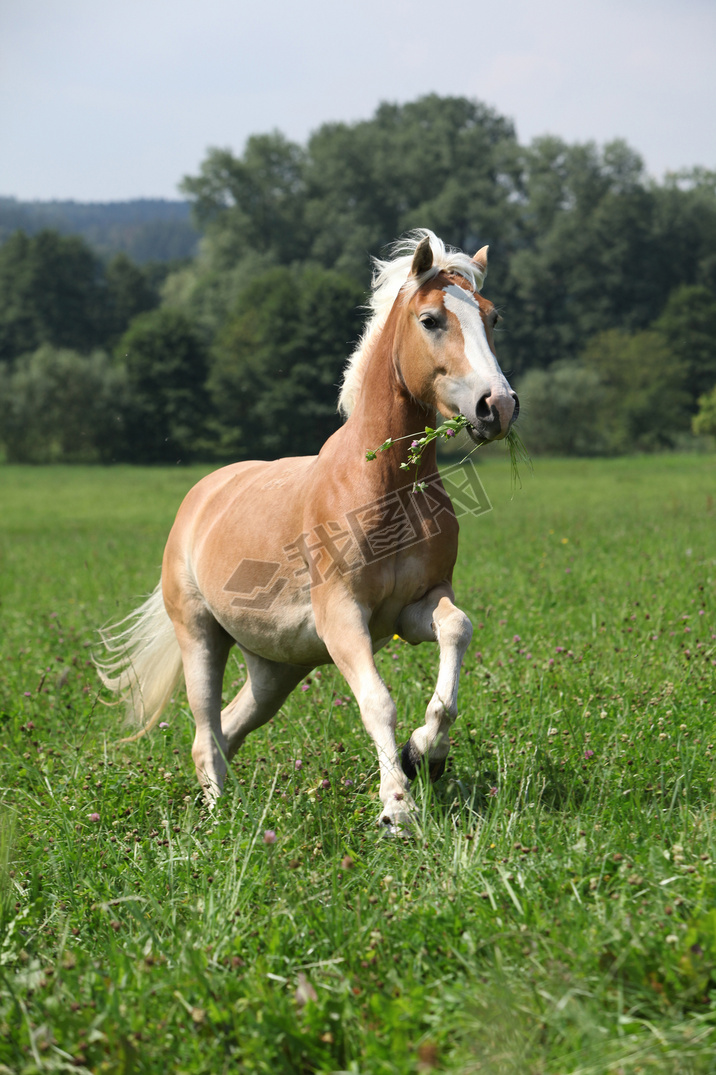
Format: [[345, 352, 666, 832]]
[[342, 320, 438, 480]]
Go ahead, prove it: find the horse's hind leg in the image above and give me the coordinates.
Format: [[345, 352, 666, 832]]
[[396, 585, 473, 782], [173, 612, 234, 805], [221, 652, 310, 759]]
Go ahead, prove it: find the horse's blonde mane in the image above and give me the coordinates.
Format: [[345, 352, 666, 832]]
[[338, 229, 486, 417]]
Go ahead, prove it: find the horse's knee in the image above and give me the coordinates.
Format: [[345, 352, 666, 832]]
[[437, 607, 473, 654]]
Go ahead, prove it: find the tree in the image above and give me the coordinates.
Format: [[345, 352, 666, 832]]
[[655, 169, 716, 293], [179, 133, 308, 268], [692, 386, 716, 440], [0, 230, 106, 362], [517, 327, 692, 456], [654, 285, 716, 406], [579, 329, 690, 452], [303, 95, 522, 279], [179, 96, 521, 285], [516, 362, 609, 455], [3, 95, 715, 465], [499, 139, 675, 374], [178, 98, 716, 384], [0, 345, 128, 463], [208, 266, 365, 459], [116, 309, 209, 462], [103, 253, 159, 346]]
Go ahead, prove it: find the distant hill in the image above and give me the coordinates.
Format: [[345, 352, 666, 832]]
[[0, 197, 200, 263]]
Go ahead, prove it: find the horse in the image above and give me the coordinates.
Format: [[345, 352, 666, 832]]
[[97, 229, 518, 833]]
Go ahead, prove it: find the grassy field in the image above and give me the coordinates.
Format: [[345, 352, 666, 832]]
[[0, 454, 715, 1074]]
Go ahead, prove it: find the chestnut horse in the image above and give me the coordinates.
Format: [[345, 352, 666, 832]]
[[97, 230, 518, 833]]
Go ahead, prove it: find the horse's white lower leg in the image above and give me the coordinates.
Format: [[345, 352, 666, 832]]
[[317, 596, 415, 832], [397, 587, 472, 781], [357, 680, 411, 824]]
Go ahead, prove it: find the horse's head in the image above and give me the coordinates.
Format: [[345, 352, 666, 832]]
[[396, 236, 518, 442]]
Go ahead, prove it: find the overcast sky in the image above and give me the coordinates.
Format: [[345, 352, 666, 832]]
[[1, 0, 714, 203]]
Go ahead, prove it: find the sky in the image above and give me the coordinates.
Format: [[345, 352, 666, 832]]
[[1, 0, 714, 203]]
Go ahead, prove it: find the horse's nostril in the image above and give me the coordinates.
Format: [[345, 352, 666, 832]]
[[476, 394, 501, 432], [476, 393, 492, 421], [512, 394, 520, 422]]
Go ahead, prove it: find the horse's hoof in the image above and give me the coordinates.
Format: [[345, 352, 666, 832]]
[[377, 811, 417, 838], [400, 739, 420, 781], [401, 740, 446, 783]]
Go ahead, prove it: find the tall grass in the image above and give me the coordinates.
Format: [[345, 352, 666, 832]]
[[0, 456, 714, 1073]]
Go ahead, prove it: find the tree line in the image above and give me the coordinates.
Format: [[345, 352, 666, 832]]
[[1, 93, 715, 463], [0, 198, 198, 263]]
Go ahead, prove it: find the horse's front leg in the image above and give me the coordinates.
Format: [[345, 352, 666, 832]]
[[396, 584, 473, 782], [314, 591, 415, 833]]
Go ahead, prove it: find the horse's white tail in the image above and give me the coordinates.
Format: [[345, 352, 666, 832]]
[[95, 581, 184, 743]]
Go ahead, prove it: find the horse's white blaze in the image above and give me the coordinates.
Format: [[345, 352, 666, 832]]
[[443, 284, 501, 382]]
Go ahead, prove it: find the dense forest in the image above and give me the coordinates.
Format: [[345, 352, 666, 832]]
[[1, 94, 715, 463], [0, 198, 198, 263]]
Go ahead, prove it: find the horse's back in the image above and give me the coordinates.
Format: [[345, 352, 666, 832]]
[[166, 455, 316, 554]]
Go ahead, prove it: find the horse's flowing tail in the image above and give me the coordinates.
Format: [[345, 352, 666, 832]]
[[95, 581, 184, 743]]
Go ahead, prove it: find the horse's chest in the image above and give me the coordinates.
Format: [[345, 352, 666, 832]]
[[368, 545, 454, 631]]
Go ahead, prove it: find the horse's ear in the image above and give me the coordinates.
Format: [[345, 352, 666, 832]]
[[472, 245, 488, 279], [411, 236, 433, 277]]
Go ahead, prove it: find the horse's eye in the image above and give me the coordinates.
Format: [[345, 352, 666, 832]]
[[420, 315, 439, 330]]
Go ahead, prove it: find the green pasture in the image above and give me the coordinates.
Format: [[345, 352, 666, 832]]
[[0, 454, 715, 1074]]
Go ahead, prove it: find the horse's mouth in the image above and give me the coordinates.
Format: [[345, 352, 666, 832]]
[[468, 415, 516, 444], [462, 393, 519, 444], [461, 408, 504, 445]]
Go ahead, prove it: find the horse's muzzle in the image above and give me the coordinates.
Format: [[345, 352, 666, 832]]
[[470, 391, 519, 442]]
